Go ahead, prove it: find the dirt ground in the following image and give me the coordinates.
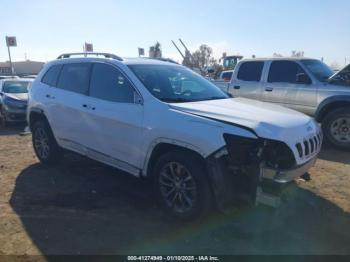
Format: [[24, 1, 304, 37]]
[[0, 124, 350, 256]]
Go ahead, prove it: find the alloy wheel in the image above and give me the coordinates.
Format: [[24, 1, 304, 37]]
[[159, 162, 197, 214], [34, 127, 50, 159]]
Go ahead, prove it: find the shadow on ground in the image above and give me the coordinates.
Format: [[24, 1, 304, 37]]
[[9, 154, 350, 255]]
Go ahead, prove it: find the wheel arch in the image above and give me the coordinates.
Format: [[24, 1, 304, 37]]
[[29, 108, 48, 130], [143, 140, 207, 178], [315, 96, 350, 122]]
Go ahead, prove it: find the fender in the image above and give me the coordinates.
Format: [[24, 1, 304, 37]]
[[141, 138, 207, 177], [28, 107, 46, 129], [315, 96, 350, 122], [29, 107, 44, 114]]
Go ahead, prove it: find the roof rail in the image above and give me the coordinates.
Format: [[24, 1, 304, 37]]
[[56, 52, 123, 61]]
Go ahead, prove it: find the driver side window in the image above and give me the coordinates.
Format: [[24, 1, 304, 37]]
[[89, 63, 135, 103], [268, 61, 311, 84]]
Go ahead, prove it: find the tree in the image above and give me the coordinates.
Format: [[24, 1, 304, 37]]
[[291, 50, 304, 57], [182, 44, 219, 75], [149, 42, 162, 58], [273, 52, 283, 57]]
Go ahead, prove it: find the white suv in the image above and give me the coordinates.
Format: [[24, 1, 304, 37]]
[[28, 53, 322, 220]]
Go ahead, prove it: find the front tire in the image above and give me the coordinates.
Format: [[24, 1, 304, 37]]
[[32, 120, 63, 165], [322, 107, 350, 150], [153, 150, 212, 221]]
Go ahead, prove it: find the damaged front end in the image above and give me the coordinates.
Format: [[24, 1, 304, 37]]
[[206, 133, 313, 211]]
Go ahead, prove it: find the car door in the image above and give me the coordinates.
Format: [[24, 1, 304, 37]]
[[230, 61, 264, 100], [48, 62, 93, 152], [262, 60, 316, 114], [81, 62, 144, 173]]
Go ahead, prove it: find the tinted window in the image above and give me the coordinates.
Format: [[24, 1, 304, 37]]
[[57, 63, 91, 94], [237, 62, 264, 81], [41, 65, 62, 86], [221, 72, 233, 80], [89, 63, 134, 103], [268, 61, 308, 83]]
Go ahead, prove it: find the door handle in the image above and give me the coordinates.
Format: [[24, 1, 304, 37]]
[[46, 94, 55, 99], [82, 104, 96, 110], [234, 85, 240, 90], [265, 87, 273, 92]]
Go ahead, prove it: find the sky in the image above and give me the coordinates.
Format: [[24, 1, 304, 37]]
[[1, 0, 349, 67]]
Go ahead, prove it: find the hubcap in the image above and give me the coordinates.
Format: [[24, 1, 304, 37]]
[[330, 117, 350, 143], [159, 162, 197, 214], [34, 127, 50, 159]]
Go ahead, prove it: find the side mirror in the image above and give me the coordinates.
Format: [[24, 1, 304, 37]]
[[296, 73, 311, 84]]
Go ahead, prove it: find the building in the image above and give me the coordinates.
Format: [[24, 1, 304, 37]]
[[0, 60, 45, 76]]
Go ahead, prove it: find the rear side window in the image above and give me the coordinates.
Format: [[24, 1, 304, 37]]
[[237, 62, 264, 81], [41, 65, 62, 86], [89, 63, 134, 103], [57, 63, 91, 94], [268, 61, 306, 83]]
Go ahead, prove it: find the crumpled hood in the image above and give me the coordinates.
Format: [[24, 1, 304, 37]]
[[170, 97, 316, 140], [4, 93, 28, 102]]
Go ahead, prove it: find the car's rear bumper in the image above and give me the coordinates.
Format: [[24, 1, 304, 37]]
[[261, 157, 317, 183]]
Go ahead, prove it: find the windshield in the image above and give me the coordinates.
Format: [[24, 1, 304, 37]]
[[128, 64, 228, 102], [2, 81, 30, 93], [301, 59, 334, 82]]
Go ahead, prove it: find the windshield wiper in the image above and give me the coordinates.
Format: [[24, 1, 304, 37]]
[[160, 97, 196, 103], [201, 96, 228, 101]]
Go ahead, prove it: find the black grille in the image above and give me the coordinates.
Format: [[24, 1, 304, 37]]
[[296, 143, 303, 158], [296, 132, 322, 158], [304, 140, 309, 155]]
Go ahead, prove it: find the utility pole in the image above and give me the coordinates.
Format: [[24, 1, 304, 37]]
[[7, 45, 14, 75]]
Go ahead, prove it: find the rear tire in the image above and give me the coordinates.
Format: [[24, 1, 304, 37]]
[[322, 107, 350, 150], [32, 120, 63, 165], [153, 150, 212, 221]]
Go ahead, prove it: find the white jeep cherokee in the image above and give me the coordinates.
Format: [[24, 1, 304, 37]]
[[28, 53, 322, 220]]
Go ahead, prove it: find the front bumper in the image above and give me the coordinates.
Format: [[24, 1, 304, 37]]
[[3, 107, 27, 122], [261, 157, 317, 183], [207, 148, 317, 211]]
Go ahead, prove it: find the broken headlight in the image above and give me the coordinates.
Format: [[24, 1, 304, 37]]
[[263, 140, 296, 169], [223, 134, 263, 166]]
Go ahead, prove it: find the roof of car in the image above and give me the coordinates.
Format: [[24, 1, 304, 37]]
[[241, 57, 317, 62], [52, 53, 180, 67], [122, 57, 180, 66], [1, 78, 33, 82]]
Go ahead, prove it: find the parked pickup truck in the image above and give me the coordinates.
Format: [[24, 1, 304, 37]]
[[216, 58, 350, 149]]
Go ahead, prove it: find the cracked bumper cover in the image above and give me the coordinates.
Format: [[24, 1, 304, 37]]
[[206, 147, 317, 211], [261, 157, 317, 183]]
